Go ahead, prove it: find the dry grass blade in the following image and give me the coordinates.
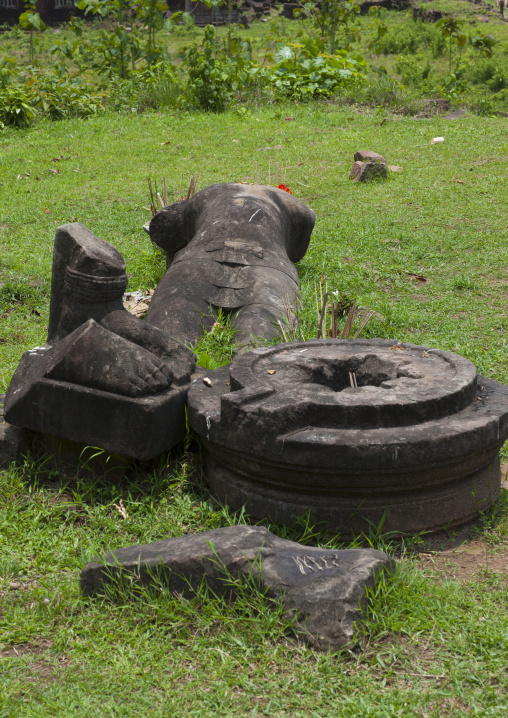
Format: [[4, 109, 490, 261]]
[[277, 320, 288, 343], [314, 283, 320, 325], [186, 173, 199, 200], [295, 298, 303, 341], [339, 300, 357, 340], [147, 176, 156, 216], [353, 310, 376, 339], [282, 293, 296, 341], [317, 291, 328, 339]]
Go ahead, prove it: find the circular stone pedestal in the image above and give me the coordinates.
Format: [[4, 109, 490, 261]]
[[188, 339, 508, 535]]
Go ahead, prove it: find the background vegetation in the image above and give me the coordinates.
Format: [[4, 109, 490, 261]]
[[2, 0, 508, 125]]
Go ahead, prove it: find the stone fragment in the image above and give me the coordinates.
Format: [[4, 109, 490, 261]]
[[350, 161, 387, 182], [443, 109, 466, 120], [387, 165, 403, 173], [187, 339, 508, 536], [0, 394, 30, 470], [146, 183, 315, 348], [5, 224, 196, 460], [353, 151, 387, 164], [81, 525, 395, 652]]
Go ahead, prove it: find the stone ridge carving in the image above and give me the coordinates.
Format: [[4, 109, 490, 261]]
[[80, 524, 396, 652], [146, 183, 316, 348], [5, 223, 196, 460], [187, 338, 508, 535]]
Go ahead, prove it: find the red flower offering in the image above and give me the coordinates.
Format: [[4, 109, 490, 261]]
[[277, 184, 293, 195]]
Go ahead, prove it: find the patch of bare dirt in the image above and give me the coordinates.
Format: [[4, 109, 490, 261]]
[[0, 640, 72, 683], [1, 639, 52, 658], [417, 539, 508, 583]]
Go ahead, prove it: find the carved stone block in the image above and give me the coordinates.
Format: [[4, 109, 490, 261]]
[[187, 339, 508, 535], [5, 224, 196, 461], [81, 525, 395, 652]]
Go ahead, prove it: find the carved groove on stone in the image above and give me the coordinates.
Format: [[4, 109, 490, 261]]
[[64, 267, 128, 302]]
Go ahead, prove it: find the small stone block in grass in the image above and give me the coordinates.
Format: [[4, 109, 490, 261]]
[[350, 161, 387, 182], [353, 150, 387, 164]]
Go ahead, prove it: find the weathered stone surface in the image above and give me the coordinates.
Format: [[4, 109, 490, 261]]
[[349, 161, 387, 182], [0, 394, 30, 469], [353, 151, 387, 164], [46, 224, 195, 385], [444, 109, 466, 120], [81, 525, 395, 652], [146, 183, 315, 348], [188, 339, 508, 535], [412, 3, 445, 22], [5, 224, 196, 460]]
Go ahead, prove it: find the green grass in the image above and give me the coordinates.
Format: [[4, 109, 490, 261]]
[[0, 449, 507, 716], [1, 101, 508, 715], [1, 105, 508, 389]]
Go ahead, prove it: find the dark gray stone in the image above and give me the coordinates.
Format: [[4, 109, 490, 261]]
[[443, 109, 466, 120], [5, 224, 196, 461], [187, 339, 508, 535], [81, 525, 395, 652], [0, 394, 30, 469], [353, 151, 387, 164], [146, 183, 315, 348], [412, 3, 445, 22], [349, 161, 387, 182]]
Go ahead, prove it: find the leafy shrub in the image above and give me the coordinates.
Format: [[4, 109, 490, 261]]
[[185, 54, 235, 111], [395, 54, 432, 88], [27, 73, 109, 119], [377, 27, 419, 55], [132, 62, 183, 111], [430, 30, 446, 58], [268, 47, 366, 100], [0, 85, 36, 127], [470, 57, 498, 85], [376, 22, 442, 56], [182, 25, 252, 112], [0, 54, 17, 89], [441, 66, 469, 99], [471, 93, 496, 116], [487, 67, 508, 93], [471, 60, 508, 92]]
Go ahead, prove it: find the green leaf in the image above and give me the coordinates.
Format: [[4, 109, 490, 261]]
[[276, 46, 294, 62]]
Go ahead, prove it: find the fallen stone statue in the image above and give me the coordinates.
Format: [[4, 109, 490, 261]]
[[81, 525, 395, 652], [4, 223, 196, 460], [146, 183, 316, 347]]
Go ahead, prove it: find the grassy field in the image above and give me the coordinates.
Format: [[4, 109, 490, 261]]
[[1, 101, 508, 714]]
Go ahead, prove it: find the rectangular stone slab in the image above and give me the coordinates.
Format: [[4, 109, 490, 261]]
[[81, 525, 396, 652]]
